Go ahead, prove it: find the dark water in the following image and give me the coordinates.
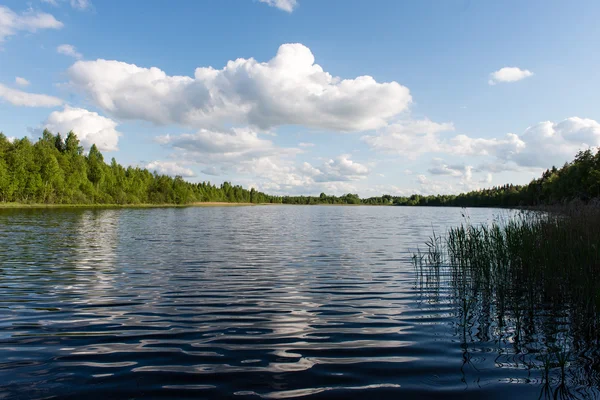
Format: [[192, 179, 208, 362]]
[[0, 206, 596, 399]]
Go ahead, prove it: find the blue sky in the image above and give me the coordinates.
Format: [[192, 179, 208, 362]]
[[1, 0, 599, 196]]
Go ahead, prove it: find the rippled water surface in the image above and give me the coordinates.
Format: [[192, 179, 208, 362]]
[[0, 206, 595, 399]]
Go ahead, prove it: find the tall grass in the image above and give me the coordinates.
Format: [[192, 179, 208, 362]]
[[415, 206, 600, 396]]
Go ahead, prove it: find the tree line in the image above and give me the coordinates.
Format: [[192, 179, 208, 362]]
[[1, 130, 599, 207], [0, 131, 279, 205], [386, 148, 600, 207]]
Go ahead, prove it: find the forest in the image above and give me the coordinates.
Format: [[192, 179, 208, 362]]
[[383, 148, 600, 207], [1, 130, 599, 207], [0, 131, 279, 205]]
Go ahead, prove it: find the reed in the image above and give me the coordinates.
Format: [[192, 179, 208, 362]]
[[415, 205, 600, 395]]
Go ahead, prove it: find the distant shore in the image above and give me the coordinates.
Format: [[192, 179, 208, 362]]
[[0, 202, 260, 209]]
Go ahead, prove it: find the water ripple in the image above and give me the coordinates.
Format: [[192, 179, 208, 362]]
[[0, 206, 585, 399]]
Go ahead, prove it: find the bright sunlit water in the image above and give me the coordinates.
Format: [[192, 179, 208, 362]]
[[0, 206, 595, 399]]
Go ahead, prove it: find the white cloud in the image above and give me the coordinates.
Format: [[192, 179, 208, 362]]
[[298, 142, 315, 147], [442, 118, 600, 172], [67, 43, 411, 131], [15, 77, 30, 86], [365, 116, 599, 175], [448, 133, 525, 157], [307, 154, 370, 182], [362, 118, 527, 164], [41, 0, 91, 9], [414, 117, 600, 172], [257, 0, 297, 12], [414, 172, 488, 196], [43, 106, 121, 152], [0, 5, 63, 42], [428, 159, 470, 177], [361, 119, 455, 158], [70, 0, 91, 10], [510, 117, 600, 168], [57, 44, 82, 59], [158, 128, 289, 163], [250, 154, 370, 190], [157, 128, 305, 188], [0, 83, 63, 107], [145, 161, 195, 177], [488, 67, 533, 85], [241, 156, 314, 190], [158, 127, 370, 194], [475, 162, 523, 173]]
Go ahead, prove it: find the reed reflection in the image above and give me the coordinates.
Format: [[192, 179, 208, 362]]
[[414, 214, 600, 399]]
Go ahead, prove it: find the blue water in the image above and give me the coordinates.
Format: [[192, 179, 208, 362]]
[[0, 206, 594, 399]]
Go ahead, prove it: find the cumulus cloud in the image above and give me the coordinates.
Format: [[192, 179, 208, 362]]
[[0, 5, 63, 42], [145, 161, 195, 177], [258, 0, 297, 12], [0, 83, 63, 107], [241, 156, 315, 189], [67, 43, 411, 131], [488, 67, 533, 85], [427, 117, 600, 172], [509, 117, 600, 168], [306, 155, 370, 182], [236, 154, 370, 191], [298, 142, 315, 147], [362, 118, 527, 163], [43, 106, 121, 152], [448, 133, 525, 157], [157, 128, 305, 188], [361, 119, 455, 158], [246, 157, 369, 196], [428, 159, 472, 178], [15, 77, 30, 86], [157, 128, 290, 163], [237, 154, 369, 196], [157, 127, 370, 193], [57, 44, 82, 59], [366, 116, 599, 175], [444, 118, 600, 172]]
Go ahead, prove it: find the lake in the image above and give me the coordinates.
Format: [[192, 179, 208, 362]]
[[0, 206, 596, 399]]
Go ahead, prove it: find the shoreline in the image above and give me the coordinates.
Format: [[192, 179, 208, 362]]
[[0, 202, 384, 209], [0, 202, 260, 209], [0, 202, 532, 210]]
